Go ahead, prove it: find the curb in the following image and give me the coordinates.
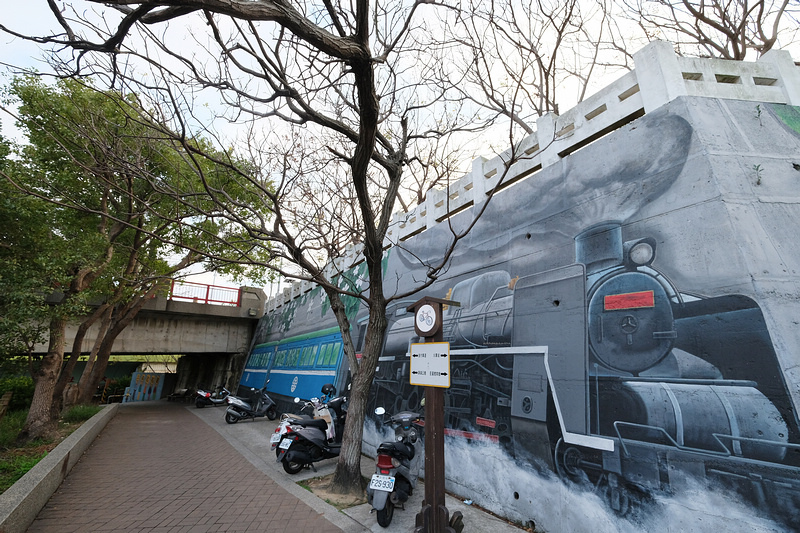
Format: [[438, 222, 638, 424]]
[[0, 403, 119, 533]]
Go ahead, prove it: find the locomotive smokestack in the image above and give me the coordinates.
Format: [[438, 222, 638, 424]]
[[575, 221, 623, 273]]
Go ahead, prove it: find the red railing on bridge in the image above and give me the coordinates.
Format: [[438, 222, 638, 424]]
[[169, 280, 241, 306]]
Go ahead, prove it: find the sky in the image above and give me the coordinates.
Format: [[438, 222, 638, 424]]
[[3, 1, 799, 297], [1, 3, 57, 71]]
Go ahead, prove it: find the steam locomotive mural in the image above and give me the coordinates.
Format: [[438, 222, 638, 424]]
[[367, 221, 800, 527], [243, 103, 800, 528], [246, 220, 800, 526]]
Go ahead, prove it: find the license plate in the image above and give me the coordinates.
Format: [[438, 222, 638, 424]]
[[270, 433, 281, 443], [279, 438, 293, 450], [369, 474, 395, 491]]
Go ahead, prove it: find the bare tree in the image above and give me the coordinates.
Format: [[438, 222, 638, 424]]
[[5, 0, 797, 496], [438, 0, 630, 135], [0, 0, 544, 494], [618, 0, 799, 59]]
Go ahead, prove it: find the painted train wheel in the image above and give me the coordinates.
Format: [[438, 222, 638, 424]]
[[554, 438, 586, 482], [603, 482, 631, 516], [599, 474, 650, 519]]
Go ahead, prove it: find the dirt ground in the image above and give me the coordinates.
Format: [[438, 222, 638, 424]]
[[304, 474, 369, 510]]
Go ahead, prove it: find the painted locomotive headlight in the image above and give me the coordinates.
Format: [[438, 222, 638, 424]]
[[623, 237, 657, 268]]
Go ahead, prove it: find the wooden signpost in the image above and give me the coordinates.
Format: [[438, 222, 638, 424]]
[[407, 297, 464, 533]]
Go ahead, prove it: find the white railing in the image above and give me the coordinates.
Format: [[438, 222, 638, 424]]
[[267, 41, 799, 311]]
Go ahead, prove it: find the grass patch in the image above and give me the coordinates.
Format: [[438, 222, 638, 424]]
[[0, 410, 28, 448], [62, 405, 102, 424], [0, 410, 52, 493], [0, 452, 48, 492], [0, 406, 102, 494]]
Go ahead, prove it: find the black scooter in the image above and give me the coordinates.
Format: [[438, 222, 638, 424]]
[[224, 384, 278, 423], [366, 407, 423, 527], [194, 386, 230, 408], [276, 384, 347, 474]]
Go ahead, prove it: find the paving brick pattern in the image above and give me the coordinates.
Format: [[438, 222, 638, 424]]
[[27, 402, 343, 533]]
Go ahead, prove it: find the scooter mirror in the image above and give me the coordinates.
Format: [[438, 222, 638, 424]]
[[294, 397, 301, 403], [375, 407, 386, 416]]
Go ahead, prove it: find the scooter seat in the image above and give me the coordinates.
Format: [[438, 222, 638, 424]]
[[377, 440, 415, 460], [290, 418, 328, 430]]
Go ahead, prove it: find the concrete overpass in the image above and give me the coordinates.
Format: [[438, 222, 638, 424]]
[[38, 282, 269, 394], [36, 282, 267, 356], [93, 287, 264, 356]]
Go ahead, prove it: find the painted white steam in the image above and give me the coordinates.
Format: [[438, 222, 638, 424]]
[[364, 420, 788, 532], [442, 436, 622, 533], [442, 437, 787, 533]]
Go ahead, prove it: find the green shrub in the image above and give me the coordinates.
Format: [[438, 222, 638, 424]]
[[61, 405, 102, 424], [0, 376, 34, 411], [105, 375, 132, 396]]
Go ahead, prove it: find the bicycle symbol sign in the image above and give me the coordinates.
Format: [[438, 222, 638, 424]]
[[415, 303, 438, 335], [419, 309, 433, 326]]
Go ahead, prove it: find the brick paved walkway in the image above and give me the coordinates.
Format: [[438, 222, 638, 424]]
[[27, 402, 343, 533]]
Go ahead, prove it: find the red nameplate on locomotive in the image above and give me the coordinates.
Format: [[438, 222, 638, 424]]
[[604, 290, 655, 310]]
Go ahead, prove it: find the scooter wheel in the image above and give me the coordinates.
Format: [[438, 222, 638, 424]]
[[376, 500, 394, 527], [282, 458, 304, 475], [224, 412, 239, 424], [195, 399, 205, 408], [267, 406, 278, 420]]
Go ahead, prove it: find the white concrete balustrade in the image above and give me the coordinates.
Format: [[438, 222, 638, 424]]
[[267, 41, 799, 312]]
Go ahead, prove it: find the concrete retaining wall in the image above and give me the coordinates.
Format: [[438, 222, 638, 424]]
[[0, 404, 119, 533]]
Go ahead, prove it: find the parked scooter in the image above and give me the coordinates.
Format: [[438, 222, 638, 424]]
[[194, 386, 230, 408], [270, 391, 330, 452], [224, 383, 278, 423], [276, 384, 347, 474], [366, 407, 423, 527], [270, 384, 343, 452]]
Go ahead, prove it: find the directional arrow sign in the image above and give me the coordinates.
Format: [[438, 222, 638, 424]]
[[409, 342, 450, 388]]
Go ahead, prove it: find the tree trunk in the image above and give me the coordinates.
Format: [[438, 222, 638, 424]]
[[330, 367, 370, 492], [75, 308, 113, 405], [328, 290, 388, 495], [18, 315, 67, 443], [52, 304, 109, 415], [75, 296, 148, 405]]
